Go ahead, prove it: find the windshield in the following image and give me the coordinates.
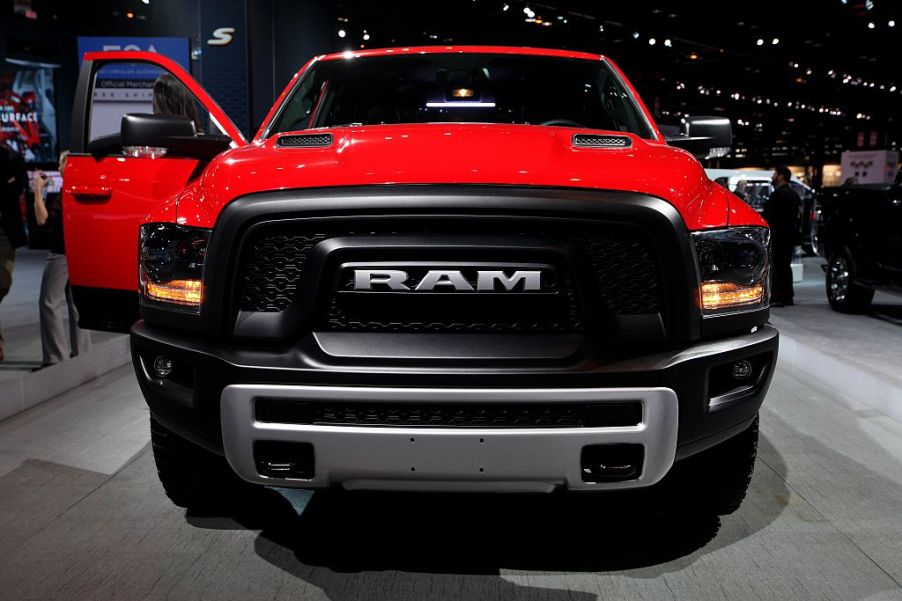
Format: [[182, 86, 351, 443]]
[[269, 53, 655, 138]]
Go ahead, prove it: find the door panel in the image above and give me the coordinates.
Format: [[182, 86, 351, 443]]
[[64, 156, 200, 291], [64, 51, 244, 331]]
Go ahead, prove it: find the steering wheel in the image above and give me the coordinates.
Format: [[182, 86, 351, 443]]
[[539, 119, 585, 128]]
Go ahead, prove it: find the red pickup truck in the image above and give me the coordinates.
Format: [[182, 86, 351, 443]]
[[64, 47, 777, 515]]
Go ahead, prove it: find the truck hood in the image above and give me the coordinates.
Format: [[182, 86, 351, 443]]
[[178, 124, 750, 229]]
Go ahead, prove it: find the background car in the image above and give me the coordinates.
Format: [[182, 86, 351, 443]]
[[818, 182, 902, 312], [706, 168, 816, 255]]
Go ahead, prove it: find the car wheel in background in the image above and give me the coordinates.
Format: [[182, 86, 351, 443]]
[[826, 250, 874, 313]]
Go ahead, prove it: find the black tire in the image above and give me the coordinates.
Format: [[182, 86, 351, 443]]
[[150, 417, 252, 510], [658, 417, 759, 516], [826, 250, 874, 313]]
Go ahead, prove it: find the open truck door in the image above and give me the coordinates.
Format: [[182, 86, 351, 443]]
[[64, 51, 245, 332]]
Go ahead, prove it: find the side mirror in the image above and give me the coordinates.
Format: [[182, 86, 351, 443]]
[[666, 116, 732, 160], [119, 113, 231, 160]]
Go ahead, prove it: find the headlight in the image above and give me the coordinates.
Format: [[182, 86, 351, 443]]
[[139, 223, 210, 312], [691, 227, 770, 314]]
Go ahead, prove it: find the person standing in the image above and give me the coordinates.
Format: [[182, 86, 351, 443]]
[[33, 151, 91, 366], [763, 166, 802, 307], [0, 143, 27, 361]]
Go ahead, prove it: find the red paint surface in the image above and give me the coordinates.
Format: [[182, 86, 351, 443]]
[[66, 48, 765, 294], [176, 124, 742, 231]]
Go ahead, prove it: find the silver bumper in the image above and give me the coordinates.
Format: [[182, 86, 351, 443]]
[[220, 385, 679, 493]]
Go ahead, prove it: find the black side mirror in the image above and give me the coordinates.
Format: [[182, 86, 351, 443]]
[[666, 116, 732, 159], [119, 113, 231, 161]]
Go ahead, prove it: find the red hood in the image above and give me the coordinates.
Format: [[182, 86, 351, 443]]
[[172, 124, 759, 230]]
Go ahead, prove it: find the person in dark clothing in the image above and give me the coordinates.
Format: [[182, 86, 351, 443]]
[[763, 166, 802, 307], [0, 143, 27, 361], [33, 151, 91, 366]]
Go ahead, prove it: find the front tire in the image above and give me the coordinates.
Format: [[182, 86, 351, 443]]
[[659, 417, 759, 516], [150, 417, 252, 510], [826, 250, 874, 313]]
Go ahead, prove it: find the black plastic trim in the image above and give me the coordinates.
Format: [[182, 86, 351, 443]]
[[69, 58, 93, 154]]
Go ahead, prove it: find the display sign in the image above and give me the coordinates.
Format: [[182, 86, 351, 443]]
[[0, 65, 56, 162], [840, 150, 900, 185], [76, 37, 190, 70]]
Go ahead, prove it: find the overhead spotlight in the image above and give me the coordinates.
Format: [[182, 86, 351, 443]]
[[598, 25, 604, 32], [648, 38, 656, 45], [633, 31, 640, 39], [502, 3, 509, 10], [756, 38, 764, 46], [363, 33, 370, 41], [772, 38, 780, 44], [664, 39, 672, 47], [141, 0, 149, 4], [867, 22, 875, 29], [338, 29, 346, 38], [890, 20, 896, 27]]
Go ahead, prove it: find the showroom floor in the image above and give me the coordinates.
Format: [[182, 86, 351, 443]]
[[1, 263, 902, 600]]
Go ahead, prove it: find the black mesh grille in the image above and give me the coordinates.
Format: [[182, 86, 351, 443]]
[[256, 400, 643, 428], [235, 222, 664, 327], [277, 133, 333, 147], [577, 235, 662, 314], [238, 231, 327, 312], [572, 134, 632, 148]]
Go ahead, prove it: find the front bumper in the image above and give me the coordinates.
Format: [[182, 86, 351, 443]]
[[131, 322, 778, 492], [221, 384, 678, 492]]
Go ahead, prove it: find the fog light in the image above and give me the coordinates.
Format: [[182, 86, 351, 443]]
[[732, 360, 753, 380], [152, 356, 174, 379]]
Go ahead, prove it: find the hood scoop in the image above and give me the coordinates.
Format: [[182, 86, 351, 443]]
[[277, 133, 334, 148], [572, 133, 632, 148]]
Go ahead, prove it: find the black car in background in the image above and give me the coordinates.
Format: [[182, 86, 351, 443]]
[[818, 183, 902, 312]]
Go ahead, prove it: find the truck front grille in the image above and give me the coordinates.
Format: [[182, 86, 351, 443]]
[[235, 220, 664, 334]]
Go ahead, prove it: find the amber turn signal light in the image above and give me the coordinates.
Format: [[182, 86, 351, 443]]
[[145, 279, 203, 307], [700, 282, 765, 311]]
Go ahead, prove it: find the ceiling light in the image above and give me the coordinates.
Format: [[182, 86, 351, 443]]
[[664, 39, 672, 47], [890, 20, 896, 27], [502, 3, 509, 10], [633, 31, 640, 39], [772, 38, 780, 45], [648, 38, 656, 45], [867, 22, 875, 29], [362, 33, 370, 40], [756, 38, 764, 46], [338, 29, 346, 38]]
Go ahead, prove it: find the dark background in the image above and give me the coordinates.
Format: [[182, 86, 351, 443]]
[[0, 0, 899, 185]]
